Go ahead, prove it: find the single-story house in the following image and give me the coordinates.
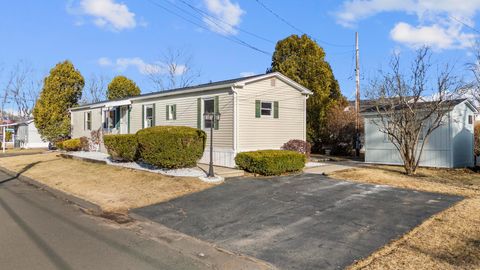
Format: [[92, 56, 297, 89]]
[[361, 98, 477, 168], [14, 119, 50, 149], [70, 72, 312, 167]]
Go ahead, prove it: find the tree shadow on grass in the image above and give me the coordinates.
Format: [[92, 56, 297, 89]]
[[0, 159, 57, 185]]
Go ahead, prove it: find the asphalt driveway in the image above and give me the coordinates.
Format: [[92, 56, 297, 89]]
[[133, 174, 462, 270]]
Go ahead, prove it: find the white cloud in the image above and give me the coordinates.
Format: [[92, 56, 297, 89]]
[[390, 22, 475, 49], [98, 57, 187, 76], [78, 0, 137, 31], [202, 0, 245, 35], [97, 57, 112, 66], [335, 0, 480, 50], [240, 71, 256, 77]]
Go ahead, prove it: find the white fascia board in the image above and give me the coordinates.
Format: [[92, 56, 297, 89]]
[[235, 72, 313, 95]]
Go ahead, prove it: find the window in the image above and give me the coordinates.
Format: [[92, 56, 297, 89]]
[[144, 105, 154, 128], [84, 111, 92, 131], [204, 99, 214, 128], [103, 110, 116, 129], [469, 115, 473, 124], [167, 104, 176, 120], [261, 101, 273, 116]]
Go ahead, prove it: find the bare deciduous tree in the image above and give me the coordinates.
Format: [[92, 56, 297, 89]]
[[10, 61, 40, 119], [147, 48, 201, 91], [467, 43, 480, 107], [81, 74, 107, 104], [366, 48, 464, 175]]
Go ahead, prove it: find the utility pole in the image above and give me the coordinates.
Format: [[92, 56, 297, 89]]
[[355, 32, 361, 157]]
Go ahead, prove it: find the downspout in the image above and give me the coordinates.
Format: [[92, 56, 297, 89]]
[[304, 94, 309, 142], [231, 86, 239, 154]]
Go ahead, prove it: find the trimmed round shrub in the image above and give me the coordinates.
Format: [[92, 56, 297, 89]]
[[235, 150, 306, 176], [281, 139, 311, 158], [62, 138, 81, 151], [103, 134, 138, 162], [136, 126, 206, 169]]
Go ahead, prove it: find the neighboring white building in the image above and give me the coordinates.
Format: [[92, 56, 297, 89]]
[[70, 72, 312, 167], [362, 99, 477, 168], [15, 119, 50, 149]]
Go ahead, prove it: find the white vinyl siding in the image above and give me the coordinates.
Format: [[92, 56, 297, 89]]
[[129, 88, 233, 149], [71, 108, 103, 138], [237, 78, 306, 151]]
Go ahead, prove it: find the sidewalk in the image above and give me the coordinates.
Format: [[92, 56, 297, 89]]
[[304, 159, 368, 175]]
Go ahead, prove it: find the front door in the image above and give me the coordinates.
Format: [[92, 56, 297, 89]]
[[120, 106, 128, 134]]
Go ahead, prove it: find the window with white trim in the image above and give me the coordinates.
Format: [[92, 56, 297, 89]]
[[167, 104, 176, 120], [144, 105, 154, 128], [261, 101, 273, 117], [84, 111, 92, 131]]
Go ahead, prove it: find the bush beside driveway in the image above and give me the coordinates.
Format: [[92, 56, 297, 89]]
[[0, 153, 214, 212]]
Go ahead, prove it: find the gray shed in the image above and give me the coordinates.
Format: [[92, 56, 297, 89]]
[[14, 119, 49, 149], [362, 99, 477, 168]]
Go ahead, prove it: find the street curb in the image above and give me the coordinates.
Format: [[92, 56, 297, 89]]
[[128, 212, 276, 270], [59, 153, 107, 165], [0, 166, 103, 215]]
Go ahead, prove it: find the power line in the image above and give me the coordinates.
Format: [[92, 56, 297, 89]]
[[449, 15, 480, 35], [253, 0, 352, 48], [145, 0, 271, 55], [177, 0, 275, 44]]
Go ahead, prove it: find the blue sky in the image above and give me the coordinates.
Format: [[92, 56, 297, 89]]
[[1, 0, 479, 103]]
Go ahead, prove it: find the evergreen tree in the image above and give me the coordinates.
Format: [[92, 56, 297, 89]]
[[33, 61, 84, 142], [107, 76, 141, 100], [270, 34, 344, 151]]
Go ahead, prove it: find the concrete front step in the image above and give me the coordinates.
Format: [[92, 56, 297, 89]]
[[197, 163, 244, 178]]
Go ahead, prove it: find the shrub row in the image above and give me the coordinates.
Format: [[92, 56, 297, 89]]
[[62, 138, 81, 151], [103, 126, 206, 169], [137, 126, 206, 169], [235, 150, 306, 176], [103, 134, 138, 162]]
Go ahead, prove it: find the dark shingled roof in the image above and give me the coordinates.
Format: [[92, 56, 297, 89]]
[[74, 73, 265, 109]]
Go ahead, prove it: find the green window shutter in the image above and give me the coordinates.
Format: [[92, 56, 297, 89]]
[[255, 100, 261, 118], [83, 112, 86, 130], [274, 101, 279, 119], [197, 98, 201, 129], [214, 96, 219, 130], [152, 103, 156, 126], [127, 107, 131, 133], [115, 107, 120, 129], [142, 105, 145, 129], [173, 104, 177, 120], [166, 105, 169, 120]]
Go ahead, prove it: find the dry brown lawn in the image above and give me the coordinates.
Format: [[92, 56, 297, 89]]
[[0, 153, 214, 212], [329, 166, 480, 270]]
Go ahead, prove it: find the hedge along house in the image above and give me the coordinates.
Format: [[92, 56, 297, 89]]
[[361, 99, 477, 168], [70, 72, 312, 167]]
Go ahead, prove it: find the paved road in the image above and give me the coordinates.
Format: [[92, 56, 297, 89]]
[[134, 173, 462, 270], [0, 172, 213, 270]]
